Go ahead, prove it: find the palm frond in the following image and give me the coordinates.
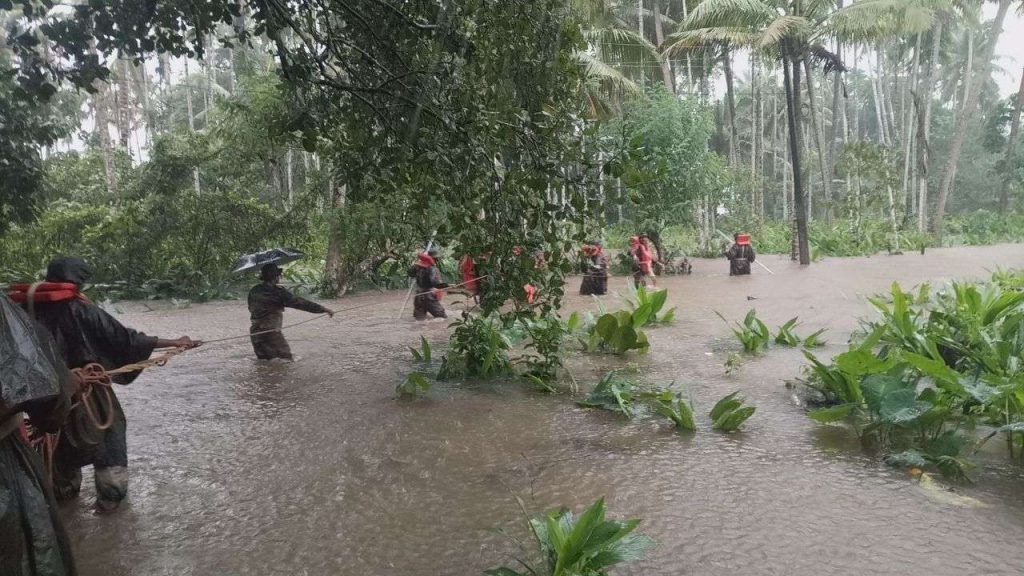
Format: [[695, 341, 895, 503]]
[[758, 16, 812, 49], [808, 44, 846, 74], [684, 0, 777, 30], [585, 27, 663, 64], [664, 28, 758, 54], [576, 51, 645, 97]]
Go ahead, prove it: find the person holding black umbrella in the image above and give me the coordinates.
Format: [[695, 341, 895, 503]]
[[248, 263, 334, 360]]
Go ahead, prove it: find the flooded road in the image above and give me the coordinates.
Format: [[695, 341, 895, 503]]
[[63, 245, 1024, 575]]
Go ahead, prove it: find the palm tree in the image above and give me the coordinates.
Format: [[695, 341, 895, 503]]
[[666, 0, 845, 264], [932, 0, 1012, 236], [574, 0, 664, 116]]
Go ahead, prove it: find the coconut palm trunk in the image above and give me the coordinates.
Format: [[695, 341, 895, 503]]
[[803, 59, 831, 226], [998, 68, 1024, 212], [784, 52, 810, 265], [724, 47, 739, 166], [934, 0, 1011, 236], [653, 0, 675, 92], [917, 20, 941, 232]]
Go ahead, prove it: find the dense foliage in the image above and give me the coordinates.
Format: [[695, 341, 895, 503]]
[[803, 270, 1024, 479]]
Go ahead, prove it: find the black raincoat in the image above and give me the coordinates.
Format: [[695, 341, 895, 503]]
[[30, 259, 158, 505], [409, 261, 447, 320], [248, 283, 329, 360], [1, 294, 77, 576], [726, 244, 756, 276]]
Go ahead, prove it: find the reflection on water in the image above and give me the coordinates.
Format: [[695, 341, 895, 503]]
[[62, 245, 1024, 575]]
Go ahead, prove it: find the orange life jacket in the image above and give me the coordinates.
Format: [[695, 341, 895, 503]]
[[7, 282, 88, 305]]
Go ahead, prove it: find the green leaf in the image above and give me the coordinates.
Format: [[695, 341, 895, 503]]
[[649, 289, 668, 315], [879, 388, 930, 424], [861, 374, 909, 413], [632, 303, 653, 328], [835, 349, 894, 376], [807, 403, 857, 423], [709, 391, 742, 421], [886, 450, 928, 468]]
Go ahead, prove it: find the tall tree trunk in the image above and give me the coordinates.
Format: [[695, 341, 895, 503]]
[[917, 20, 942, 232], [93, 87, 119, 198], [723, 47, 739, 166], [324, 182, 349, 296], [828, 6, 845, 218], [183, 58, 202, 195], [681, 0, 693, 93], [871, 70, 887, 146], [784, 54, 811, 265], [934, 0, 1010, 236], [803, 59, 831, 225], [751, 55, 759, 219], [998, 68, 1024, 212], [901, 33, 922, 213], [652, 0, 674, 92]]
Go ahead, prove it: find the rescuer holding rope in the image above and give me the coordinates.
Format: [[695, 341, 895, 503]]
[[15, 258, 200, 512], [248, 263, 334, 360]]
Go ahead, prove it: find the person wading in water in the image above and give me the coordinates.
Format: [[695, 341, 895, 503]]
[[579, 241, 609, 296], [248, 263, 334, 360], [725, 233, 756, 276], [635, 234, 659, 288], [1, 293, 80, 575], [24, 258, 200, 512], [410, 250, 449, 320]]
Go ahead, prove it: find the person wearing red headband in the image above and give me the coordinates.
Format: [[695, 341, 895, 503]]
[[579, 241, 609, 295], [726, 233, 756, 276], [409, 249, 449, 320]]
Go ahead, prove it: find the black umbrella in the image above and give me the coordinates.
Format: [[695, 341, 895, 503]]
[[231, 248, 305, 274]]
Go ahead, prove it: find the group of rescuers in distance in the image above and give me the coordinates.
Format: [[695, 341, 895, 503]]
[[2, 232, 754, 575]]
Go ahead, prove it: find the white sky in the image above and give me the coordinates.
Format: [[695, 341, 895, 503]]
[[989, 8, 1024, 97]]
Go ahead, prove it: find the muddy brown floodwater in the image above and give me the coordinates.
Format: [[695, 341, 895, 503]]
[[62, 244, 1024, 576]]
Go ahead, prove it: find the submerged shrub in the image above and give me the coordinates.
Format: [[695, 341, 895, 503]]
[[485, 498, 653, 576]]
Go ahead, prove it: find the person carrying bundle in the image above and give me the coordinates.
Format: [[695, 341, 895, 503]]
[[409, 250, 449, 320], [10, 258, 200, 511], [725, 233, 756, 276]]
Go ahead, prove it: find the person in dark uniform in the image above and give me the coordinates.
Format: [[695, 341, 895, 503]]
[[29, 258, 199, 511], [248, 263, 334, 360], [579, 242, 609, 296], [726, 233, 756, 276], [410, 250, 448, 320], [1, 293, 79, 576]]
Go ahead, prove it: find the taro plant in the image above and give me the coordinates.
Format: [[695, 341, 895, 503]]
[[642, 389, 696, 431], [775, 317, 801, 347], [802, 328, 828, 349], [409, 336, 432, 363], [624, 284, 676, 326], [709, 391, 756, 432], [582, 311, 651, 355], [717, 309, 770, 354], [577, 372, 638, 417], [396, 372, 432, 398], [485, 497, 654, 576]]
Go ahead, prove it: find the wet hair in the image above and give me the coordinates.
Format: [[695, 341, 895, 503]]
[[260, 263, 283, 281], [46, 257, 94, 286]]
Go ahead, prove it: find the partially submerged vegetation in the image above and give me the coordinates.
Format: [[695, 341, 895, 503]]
[[801, 270, 1024, 480], [486, 498, 653, 576]]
